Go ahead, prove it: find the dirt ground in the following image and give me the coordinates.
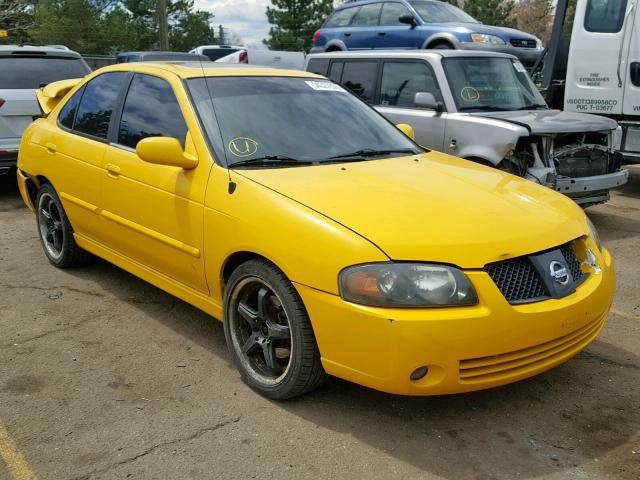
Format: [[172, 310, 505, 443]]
[[1, 167, 639, 480]]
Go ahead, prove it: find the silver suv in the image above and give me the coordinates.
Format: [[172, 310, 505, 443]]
[[0, 46, 90, 174], [307, 50, 629, 206]]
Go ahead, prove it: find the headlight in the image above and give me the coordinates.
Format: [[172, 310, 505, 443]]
[[535, 37, 543, 49], [339, 263, 478, 307], [470, 33, 506, 45], [586, 217, 602, 251]]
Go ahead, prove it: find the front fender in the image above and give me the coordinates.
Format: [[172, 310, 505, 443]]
[[422, 32, 461, 49]]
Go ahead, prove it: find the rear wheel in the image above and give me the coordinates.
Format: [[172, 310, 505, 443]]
[[223, 259, 326, 399]]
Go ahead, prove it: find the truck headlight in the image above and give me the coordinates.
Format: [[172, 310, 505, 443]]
[[586, 217, 602, 251], [339, 263, 478, 307], [471, 33, 506, 45]]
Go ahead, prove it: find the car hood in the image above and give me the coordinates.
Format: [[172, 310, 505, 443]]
[[472, 110, 618, 134], [236, 152, 587, 269], [453, 23, 538, 40]]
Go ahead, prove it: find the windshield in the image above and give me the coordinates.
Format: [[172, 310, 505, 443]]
[[410, 1, 478, 23], [0, 57, 90, 89], [188, 76, 420, 166], [442, 57, 548, 112]]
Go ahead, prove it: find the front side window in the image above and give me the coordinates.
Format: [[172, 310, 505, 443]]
[[58, 86, 85, 129], [442, 57, 547, 112], [118, 74, 188, 149], [584, 0, 628, 33], [325, 6, 358, 27], [380, 2, 413, 26], [340, 61, 379, 102], [379, 61, 442, 107], [74, 72, 128, 139], [409, 1, 478, 23], [0, 57, 90, 89], [187, 76, 419, 165], [351, 3, 382, 26]]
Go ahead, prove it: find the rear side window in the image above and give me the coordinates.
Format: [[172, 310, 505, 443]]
[[202, 48, 239, 61], [380, 2, 413, 26], [325, 7, 358, 27], [584, 0, 628, 33], [58, 86, 85, 129], [0, 57, 90, 89], [307, 58, 330, 76], [379, 61, 442, 107], [74, 72, 128, 139], [118, 74, 188, 149], [352, 3, 382, 26], [340, 61, 379, 103], [329, 61, 344, 82]]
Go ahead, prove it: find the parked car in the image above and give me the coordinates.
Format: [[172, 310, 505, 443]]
[[311, 0, 544, 68], [189, 45, 245, 61], [0, 45, 91, 175], [116, 51, 210, 63], [215, 48, 306, 70], [307, 50, 629, 206], [17, 61, 613, 399]]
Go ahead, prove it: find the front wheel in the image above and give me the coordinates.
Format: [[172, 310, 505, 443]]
[[223, 259, 326, 399]]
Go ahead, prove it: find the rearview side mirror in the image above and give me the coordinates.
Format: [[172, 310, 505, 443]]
[[414, 92, 444, 112], [399, 14, 417, 28], [396, 123, 415, 141], [136, 137, 198, 170]]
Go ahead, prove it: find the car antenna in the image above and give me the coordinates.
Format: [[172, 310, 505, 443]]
[[197, 54, 236, 194]]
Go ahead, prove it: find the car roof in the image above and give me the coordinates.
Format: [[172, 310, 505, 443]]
[[308, 50, 518, 61], [92, 61, 324, 80], [0, 45, 83, 58]]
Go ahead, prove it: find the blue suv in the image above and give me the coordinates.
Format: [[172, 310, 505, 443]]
[[311, 0, 544, 67]]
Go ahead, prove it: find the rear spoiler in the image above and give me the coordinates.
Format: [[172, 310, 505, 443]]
[[36, 78, 82, 115]]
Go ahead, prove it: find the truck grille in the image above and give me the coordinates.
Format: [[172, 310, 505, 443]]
[[510, 38, 537, 48], [485, 242, 583, 304], [555, 147, 611, 178]]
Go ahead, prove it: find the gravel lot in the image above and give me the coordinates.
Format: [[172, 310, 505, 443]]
[[1, 167, 639, 480]]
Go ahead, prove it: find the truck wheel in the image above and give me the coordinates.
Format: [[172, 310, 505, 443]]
[[223, 259, 327, 399]]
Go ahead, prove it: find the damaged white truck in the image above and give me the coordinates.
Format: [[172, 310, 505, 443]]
[[306, 50, 629, 206]]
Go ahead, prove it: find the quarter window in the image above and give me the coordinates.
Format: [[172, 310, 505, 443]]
[[380, 2, 413, 26], [74, 72, 128, 139], [58, 86, 84, 129], [340, 61, 379, 103], [329, 61, 345, 82], [379, 61, 442, 107], [118, 74, 188, 149], [584, 0, 628, 33], [307, 58, 330, 76], [325, 7, 358, 27], [351, 3, 382, 26]]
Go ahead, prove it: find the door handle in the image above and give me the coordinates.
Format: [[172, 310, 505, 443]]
[[344, 32, 351, 37], [631, 62, 640, 87], [378, 31, 386, 36], [106, 163, 120, 177], [45, 142, 56, 154]]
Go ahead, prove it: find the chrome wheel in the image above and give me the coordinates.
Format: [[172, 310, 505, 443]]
[[228, 277, 293, 385], [38, 192, 64, 261]]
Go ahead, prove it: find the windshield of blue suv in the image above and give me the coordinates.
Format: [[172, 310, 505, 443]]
[[410, 1, 478, 23], [188, 76, 421, 166], [442, 57, 548, 112]]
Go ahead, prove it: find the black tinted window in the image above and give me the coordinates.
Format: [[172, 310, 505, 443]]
[[329, 61, 344, 82], [380, 61, 442, 107], [0, 57, 90, 89], [584, 0, 628, 33], [307, 58, 330, 76], [380, 2, 413, 25], [58, 86, 84, 129], [118, 74, 188, 149], [74, 72, 128, 139], [325, 7, 358, 27], [202, 48, 239, 61], [341, 61, 378, 102], [352, 3, 382, 26]]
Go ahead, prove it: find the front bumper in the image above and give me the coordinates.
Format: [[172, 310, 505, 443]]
[[557, 169, 630, 205], [296, 247, 614, 395], [459, 42, 543, 66]]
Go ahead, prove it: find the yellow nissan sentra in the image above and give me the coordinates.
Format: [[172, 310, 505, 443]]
[[17, 62, 614, 399]]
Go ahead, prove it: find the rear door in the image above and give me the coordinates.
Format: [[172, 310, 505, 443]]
[[622, 0, 640, 115], [344, 2, 382, 49]]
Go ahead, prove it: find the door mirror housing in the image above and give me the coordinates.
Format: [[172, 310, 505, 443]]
[[398, 14, 417, 27], [396, 123, 415, 141], [415, 92, 444, 112], [136, 137, 198, 170]]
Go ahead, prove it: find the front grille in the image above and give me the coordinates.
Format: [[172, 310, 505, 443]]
[[510, 38, 537, 48], [485, 242, 585, 304], [555, 147, 611, 178], [459, 314, 605, 383]]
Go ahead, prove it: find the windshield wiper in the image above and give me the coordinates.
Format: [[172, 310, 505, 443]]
[[458, 106, 512, 112], [327, 148, 417, 161], [514, 104, 549, 110], [229, 155, 314, 168]]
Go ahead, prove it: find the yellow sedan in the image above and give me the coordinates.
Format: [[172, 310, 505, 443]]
[[16, 62, 614, 399]]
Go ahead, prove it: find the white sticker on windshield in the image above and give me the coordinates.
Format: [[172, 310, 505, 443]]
[[305, 81, 345, 92], [513, 62, 527, 73]]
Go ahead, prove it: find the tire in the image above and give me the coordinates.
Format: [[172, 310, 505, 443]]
[[431, 43, 453, 50], [223, 259, 327, 399], [35, 183, 91, 268]]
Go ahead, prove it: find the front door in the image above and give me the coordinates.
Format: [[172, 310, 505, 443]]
[[623, 0, 640, 115], [100, 73, 211, 294], [376, 1, 420, 49]]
